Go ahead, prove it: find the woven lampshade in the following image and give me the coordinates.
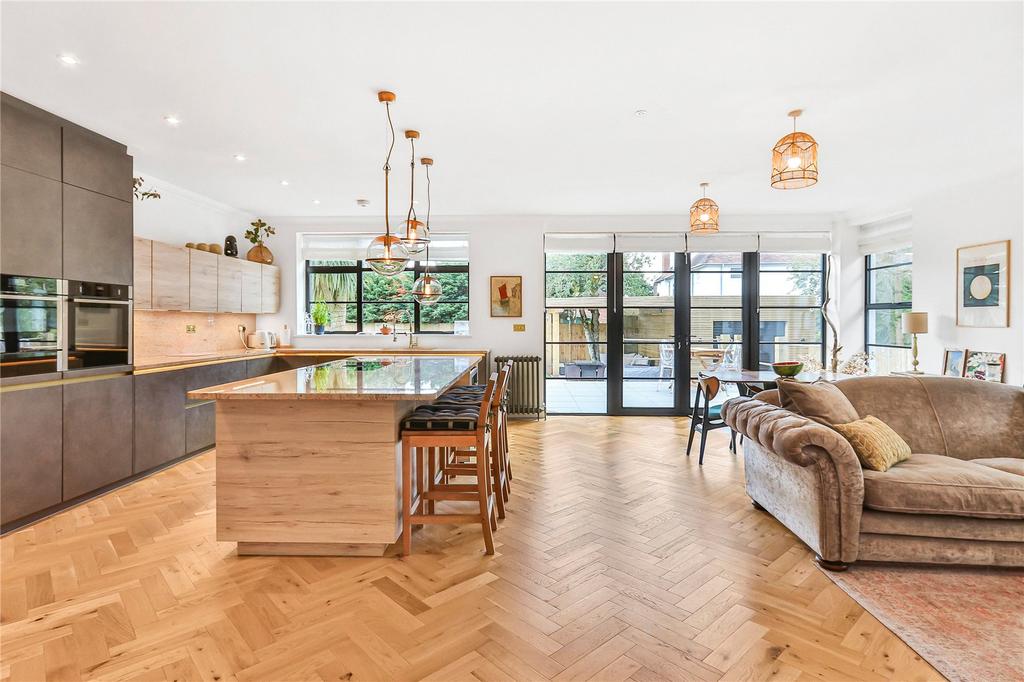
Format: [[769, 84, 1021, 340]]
[[771, 110, 818, 189], [689, 183, 719, 234]]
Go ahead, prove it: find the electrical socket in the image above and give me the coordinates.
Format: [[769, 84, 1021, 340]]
[[185, 324, 197, 334], [238, 325, 246, 333]]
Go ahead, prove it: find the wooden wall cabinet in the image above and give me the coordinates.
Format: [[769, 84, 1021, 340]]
[[0, 165, 63, 279], [261, 264, 280, 313], [133, 238, 153, 309], [1, 386, 63, 525], [151, 241, 190, 310], [240, 260, 262, 313], [217, 256, 244, 312], [189, 249, 219, 312], [62, 375, 134, 500]]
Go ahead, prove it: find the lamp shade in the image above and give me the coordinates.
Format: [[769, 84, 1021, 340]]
[[902, 311, 928, 334]]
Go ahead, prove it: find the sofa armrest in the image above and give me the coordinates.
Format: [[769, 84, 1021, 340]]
[[722, 396, 865, 563]]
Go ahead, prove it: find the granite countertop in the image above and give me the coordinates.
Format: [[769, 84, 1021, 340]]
[[133, 347, 488, 372], [187, 355, 481, 401], [133, 349, 275, 371]]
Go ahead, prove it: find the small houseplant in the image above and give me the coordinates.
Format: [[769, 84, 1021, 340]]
[[132, 177, 161, 201], [245, 218, 276, 264], [311, 301, 331, 335]]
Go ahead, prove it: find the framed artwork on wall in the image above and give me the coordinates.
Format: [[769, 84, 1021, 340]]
[[942, 348, 966, 377], [490, 275, 523, 317], [964, 350, 1006, 383], [956, 240, 1010, 327]]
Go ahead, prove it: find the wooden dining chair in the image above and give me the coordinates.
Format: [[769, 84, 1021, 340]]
[[686, 372, 735, 465]]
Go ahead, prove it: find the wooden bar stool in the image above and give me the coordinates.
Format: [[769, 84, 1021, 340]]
[[400, 373, 499, 555], [440, 360, 514, 489], [433, 362, 512, 518]]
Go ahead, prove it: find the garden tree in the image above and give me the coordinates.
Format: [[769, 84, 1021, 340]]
[[545, 253, 656, 361]]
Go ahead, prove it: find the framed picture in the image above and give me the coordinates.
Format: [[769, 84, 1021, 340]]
[[942, 348, 966, 377], [490, 275, 522, 317], [963, 350, 1006, 383], [957, 240, 1011, 327]]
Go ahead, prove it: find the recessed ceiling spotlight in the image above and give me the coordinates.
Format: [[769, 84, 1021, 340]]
[[280, 180, 290, 186], [233, 153, 247, 162], [163, 115, 181, 127], [58, 53, 80, 66], [312, 199, 321, 205], [356, 198, 370, 207], [634, 109, 648, 118]]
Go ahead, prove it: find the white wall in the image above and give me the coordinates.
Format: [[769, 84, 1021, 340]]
[[256, 213, 839, 360], [132, 172, 250, 247], [912, 169, 1023, 384]]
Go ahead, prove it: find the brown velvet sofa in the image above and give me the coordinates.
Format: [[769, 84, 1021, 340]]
[[721, 376, 1024, 570]]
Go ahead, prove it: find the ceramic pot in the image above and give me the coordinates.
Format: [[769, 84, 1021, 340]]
[[380, 325, 391, 335], [247, 244, 274, 264], [314, 324, 325, 335], [224, 236, 238, 257]]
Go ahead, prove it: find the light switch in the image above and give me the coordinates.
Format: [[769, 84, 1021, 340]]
[[513, 323, 526, 332]]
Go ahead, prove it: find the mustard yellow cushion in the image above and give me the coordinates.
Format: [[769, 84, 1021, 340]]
[[833, 415, 912, 472]]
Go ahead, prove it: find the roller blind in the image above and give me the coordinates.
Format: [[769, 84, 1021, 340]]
[[857, 212, 912, 256], [614, 233, 687, 253], [300, 232, 469, 261], [543, 232, 616, 254], [686, 233, 760, 253], [758, 231, 832, 253]]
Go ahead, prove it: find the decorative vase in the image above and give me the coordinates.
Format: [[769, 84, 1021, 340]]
[[314, 324, 325, 335], [224, 236, 238, 257], [246, 244, 274, 264], [380, 325, 391, 335]]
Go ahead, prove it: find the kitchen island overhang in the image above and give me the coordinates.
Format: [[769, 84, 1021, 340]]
[[188, 354, 483, 557]]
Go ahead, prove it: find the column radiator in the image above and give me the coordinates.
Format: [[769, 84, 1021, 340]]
[[494, 355, 545, 420]]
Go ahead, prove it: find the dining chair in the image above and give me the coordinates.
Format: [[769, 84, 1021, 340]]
[[686, 372, 736, 465]]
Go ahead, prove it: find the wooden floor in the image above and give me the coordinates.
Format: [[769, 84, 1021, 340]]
[[0, 417, 941, 682]]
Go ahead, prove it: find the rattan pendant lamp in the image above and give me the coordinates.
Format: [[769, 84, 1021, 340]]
[[400, 129, 429, 255], [689, 182, 719, 235], [365, 91, 411, 276], [771, 109, 818, 189], [411, 157, 442, 305]]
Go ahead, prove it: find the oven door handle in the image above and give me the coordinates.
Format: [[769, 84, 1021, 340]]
[[71, 297, 132, 305], [1, 293, 61, 301], [58, 298, 69, 371]]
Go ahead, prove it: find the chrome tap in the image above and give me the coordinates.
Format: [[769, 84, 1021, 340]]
[[392, 331, 417, 348]]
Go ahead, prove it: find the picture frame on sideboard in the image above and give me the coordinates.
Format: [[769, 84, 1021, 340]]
[[963, 350, 1006, 383], [942, 348, 966, 377]]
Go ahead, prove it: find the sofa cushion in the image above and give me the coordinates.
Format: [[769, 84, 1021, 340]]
[[833, 415, 912, 471], [862, 454, 1024, 519], [972, 458, 1024, 477], [778, 380, 859, 427]]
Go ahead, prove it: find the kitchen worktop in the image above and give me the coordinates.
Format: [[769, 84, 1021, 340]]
[[188, 354, 480, 401], [133, 347, 488, 373]]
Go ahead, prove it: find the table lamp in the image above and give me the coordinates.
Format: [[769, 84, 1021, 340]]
[[902, 311, 928, 374]]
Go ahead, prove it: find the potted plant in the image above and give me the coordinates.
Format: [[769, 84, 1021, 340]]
[[244, 218, 276, 264], [311, 301, 331, 335]]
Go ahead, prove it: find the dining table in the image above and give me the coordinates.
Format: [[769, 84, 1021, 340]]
[[703, 368, 856, 397]]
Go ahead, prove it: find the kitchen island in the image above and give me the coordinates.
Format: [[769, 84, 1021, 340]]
[[188, 354, 482, 556]]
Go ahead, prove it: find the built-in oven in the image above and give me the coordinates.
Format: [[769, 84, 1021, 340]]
[[66, 280, 132, 372], [0, 275, 67, 379]]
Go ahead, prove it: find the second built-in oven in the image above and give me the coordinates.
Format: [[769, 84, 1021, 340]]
[[66, 280, 133, 372]]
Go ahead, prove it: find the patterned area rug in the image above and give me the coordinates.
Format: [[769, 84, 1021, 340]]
[[822, 563, 1024, 682]]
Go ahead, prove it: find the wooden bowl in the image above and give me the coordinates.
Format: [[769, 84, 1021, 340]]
[[771, 361, 804, 377]]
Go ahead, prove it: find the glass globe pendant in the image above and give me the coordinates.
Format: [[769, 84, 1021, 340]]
[[689, 182, 719, 235], [400, 129, 430, 256], [402, 219, 429, 256], [411, 157, 443, 305], [365, 91, 411, 276], [771, 109, 819, 189]]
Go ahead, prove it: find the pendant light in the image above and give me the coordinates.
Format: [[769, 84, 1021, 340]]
[[771, 109, 818, 189], [365, 91, 411, 276], [689, 182, 719, 235], [400, 130, 429, 255], [411, 157, 443, 305]]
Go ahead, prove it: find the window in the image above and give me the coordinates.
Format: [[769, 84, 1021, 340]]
[[865, 246, 913, 372], [304, 258, 469, 334], [758, 253, 826, 367]]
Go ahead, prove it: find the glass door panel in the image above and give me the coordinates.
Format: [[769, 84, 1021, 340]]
[[689, 252, 744, 409]]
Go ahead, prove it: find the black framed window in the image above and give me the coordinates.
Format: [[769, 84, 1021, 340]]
[[304, 258, 469, 334], [756, 253, 826, 368], [864, 246, 913, 371]]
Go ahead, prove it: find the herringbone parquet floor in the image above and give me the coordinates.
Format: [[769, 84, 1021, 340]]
[[1, 417, 941, 682]]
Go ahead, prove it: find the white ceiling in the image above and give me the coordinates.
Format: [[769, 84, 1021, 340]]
[[2, 2, 1021, 218]]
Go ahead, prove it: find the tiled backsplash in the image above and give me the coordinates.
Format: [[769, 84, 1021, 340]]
[[134, 311, 257, 359]]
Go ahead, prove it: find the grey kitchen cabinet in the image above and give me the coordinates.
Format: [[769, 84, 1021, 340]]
[[133, 370, 186, 472], [245, 356, 276, 378], [184, 360, 256, 454], [0, 94, 62, 180], [273, 355, 323, 371], [185, 359, 247, 392], [217, 256, 243, 312], [61, 125, 133, 202], [185, 403, 216, 454], [62, 375, 134, 500], [0, 165, 63, 278], [1, 385, 63, 525], [189, 249, 219, 312], [62, 185, 133, 285], [240, 260, 262, 313]]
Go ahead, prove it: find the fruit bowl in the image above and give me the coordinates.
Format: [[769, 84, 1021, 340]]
[[771, 361, 804, 377]]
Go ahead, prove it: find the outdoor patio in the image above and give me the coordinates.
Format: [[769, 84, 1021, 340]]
[[545, 379, 740, 414]]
